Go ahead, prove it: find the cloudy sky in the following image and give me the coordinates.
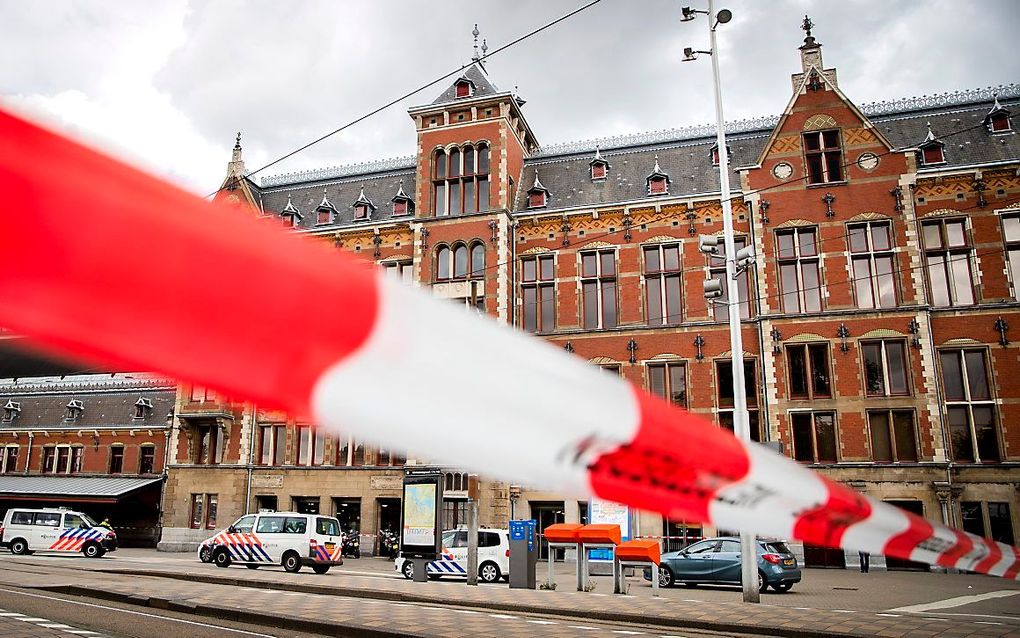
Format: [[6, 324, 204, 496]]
[[2, 0, 1018, 194]]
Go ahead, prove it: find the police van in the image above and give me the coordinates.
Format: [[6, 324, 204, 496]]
[[200, 511, 343, 574], [396, 527, 510, 583], [0, 507, 117, 558]]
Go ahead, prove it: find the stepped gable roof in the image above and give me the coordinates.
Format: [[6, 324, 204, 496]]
[[260, 165, 416, 230], [431, 64, 500, 105], [0, 388, 175, 430]]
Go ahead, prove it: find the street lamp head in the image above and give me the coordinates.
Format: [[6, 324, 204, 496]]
[[682, 47, 698, 62], [716, 8, 732, 24], [680, 6, 698, 22]]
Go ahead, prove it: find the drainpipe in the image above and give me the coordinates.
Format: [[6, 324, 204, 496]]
[[745, 195, 771, 444], [24, 432, 33, 474], [156, 411, 173, 547]]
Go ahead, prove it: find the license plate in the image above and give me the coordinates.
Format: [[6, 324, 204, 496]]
[[783, 559, 795, 566], [325, 543, 336, 551]]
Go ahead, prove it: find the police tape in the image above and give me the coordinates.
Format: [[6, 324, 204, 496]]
[[0, 107, 1017, 580]]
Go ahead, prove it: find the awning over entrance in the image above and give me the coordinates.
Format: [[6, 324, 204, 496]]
[[0, 476, 163, 503]]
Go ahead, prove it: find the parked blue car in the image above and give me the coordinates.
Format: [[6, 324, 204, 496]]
[[643, 537, 801, 593]]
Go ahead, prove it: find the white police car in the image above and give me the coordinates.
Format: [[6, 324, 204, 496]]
[[1, 507, 117, 558], [396, 527, 510, 583], [199, 511, 343, 574]]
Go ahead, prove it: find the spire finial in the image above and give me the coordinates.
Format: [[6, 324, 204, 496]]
[[472, 23, 480, 61], [801, 14, 813, 38], [234, 131, 242, 151], [481, 38, 488, 57], [533, 170, 541, 188], [653, 154, 662, 174], [594, 144, 603, 160]]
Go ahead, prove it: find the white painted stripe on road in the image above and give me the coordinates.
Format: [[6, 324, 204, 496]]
[[612, 631, 644, 635], [569, 626, 597, 630], [17, 617, 52, 621], [527, 620, 557, 625], [875, 613, 901, 617], [888, 590, 1020, 613], [0, 612, 25, 616], [490, 614, 517, 619]]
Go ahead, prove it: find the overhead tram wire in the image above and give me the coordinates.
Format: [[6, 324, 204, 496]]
[[206, 0, 605, 199]]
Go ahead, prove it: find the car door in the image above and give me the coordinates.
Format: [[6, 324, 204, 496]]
[[671, 539, 718, 582], [231, 515, 262, 562], [254, 515, 287, 563], [34, 511, 63, 551], [446, 531, 469, 574], [712, 539, 743, 583], [314, 517, 342, 561]]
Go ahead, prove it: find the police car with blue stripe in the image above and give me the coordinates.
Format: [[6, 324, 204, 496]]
[[396, 527, 510, 583]]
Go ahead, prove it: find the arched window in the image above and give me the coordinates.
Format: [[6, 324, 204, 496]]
[[470, 243, 485, 278], [436, 246, 451, 280], [453, 244, 468, 279], [432, 143, 491, 216]]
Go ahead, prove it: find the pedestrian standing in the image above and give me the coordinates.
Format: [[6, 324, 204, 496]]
[[859, 551, 870, 573]]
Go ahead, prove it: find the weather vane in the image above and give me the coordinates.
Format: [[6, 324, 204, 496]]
[[801, 15, 814, 38]]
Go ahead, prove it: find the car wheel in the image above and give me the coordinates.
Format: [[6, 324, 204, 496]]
[[479, 562, 500, 584], [10, 538, 29, 555], [213, 548, 232, 568], [199, 545, 212, 563], [82, 542, 104, 558], [757, 571, 767, 593], [658, 566, 674, 588], [772, 582, 793, 593], [401, 561, 414, 580], [245, 564, 259, 570], [282, 551, 302, 573], [312, 564, 330, 575]]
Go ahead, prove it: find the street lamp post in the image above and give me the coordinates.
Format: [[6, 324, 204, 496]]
[[683, 0, 759, 604]]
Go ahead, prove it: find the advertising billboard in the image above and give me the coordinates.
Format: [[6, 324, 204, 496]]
[[400, 470, 442, 559], [589, 497, 630, 561]]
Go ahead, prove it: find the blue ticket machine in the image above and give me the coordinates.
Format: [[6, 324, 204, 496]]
[[508, 519, 538, 589]]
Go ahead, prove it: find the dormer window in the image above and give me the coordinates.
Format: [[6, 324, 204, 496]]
[[985, 97, 1012, 133], [315, 190, 336, 225], [280, 196, 302, 228], [65, 399, 84, 422], [918, 123, 946, 167], [391, 180, 414, 216], [352, 186, 375, 220], [646, 155, 670, 196], [710, 144, 731, 167], [134, 397, 154, 420], [527, 171, 550, 209], [589, 146, 610, 181], [2, 400, 20, 422], [455, 79, 473, 98]]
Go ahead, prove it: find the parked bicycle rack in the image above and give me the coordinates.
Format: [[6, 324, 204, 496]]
[[614, 539, 662, 597]]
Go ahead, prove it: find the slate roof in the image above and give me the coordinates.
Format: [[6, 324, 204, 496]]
[[0, 388, 176, 430], [0, 476, 163, 497], [258, 168, 417, 231], [255, 86, 1018, 224], [430, 64, 501, 105]]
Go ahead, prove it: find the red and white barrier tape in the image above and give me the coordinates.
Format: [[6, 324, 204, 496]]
[[0, 107, 1017, 579]]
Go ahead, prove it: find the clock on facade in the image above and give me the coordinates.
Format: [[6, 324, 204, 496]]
[[857, 152, 880, 172], [772, 162, 793, 180]]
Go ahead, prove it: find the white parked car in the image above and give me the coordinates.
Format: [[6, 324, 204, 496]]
[[200, 511, 343, 574], [396, 527, 510, 583], [1, 507, 117, 558]]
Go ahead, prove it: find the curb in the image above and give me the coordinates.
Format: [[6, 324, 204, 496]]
[[36, 584, 431, 638], [92, 568, 864, 638]]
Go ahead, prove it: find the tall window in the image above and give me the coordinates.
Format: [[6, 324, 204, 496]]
[[1003, 214, 1020, 299], [433, 144, 489, 216], [139, 446, 155, 474], [40, 445, 80, 474], [376, 447, 406, 467], [42, 447, 55, 473], [643, 244, 682, 325], [647, 362, 687, 407], [803, 130, 843, 184], [710, 237, 752, 321], [189, 385, 218, 403], [335, 435, 351, 466], [791, 412, 838, 463], [716, 360, 760, 441], [194, 425, 223, 465], [867, 410, 918, 462], [962, 502, 1015, 544], [521, 254, 555, 333], [295, 425, 325, 466], [109, 445, 124, 474], [259, 424, 287, 466], [190, 493, 204, 529], [777, 228, 821, 313], [383, 261, 413, 284], [786, 343, 832, 399], [849, 221, 897, 308], [941, 349, 999, 463], [861, 340, 909, 396], [0, 446, 18, 473], [436, 242, 484, 281], [923, 219, 974, 306], [581, 249, 617, 329]]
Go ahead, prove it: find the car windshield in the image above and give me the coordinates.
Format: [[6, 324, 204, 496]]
[[441, 531, 457, 547], [765, 541, 791, 554], [80, 513, 99, 527]]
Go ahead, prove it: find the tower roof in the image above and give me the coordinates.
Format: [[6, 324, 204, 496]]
[[431, 64, 500, 105]]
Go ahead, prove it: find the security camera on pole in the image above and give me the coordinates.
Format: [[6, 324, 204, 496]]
[[684, 1, 760, 604]]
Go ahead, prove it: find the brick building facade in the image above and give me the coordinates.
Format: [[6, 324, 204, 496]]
[[158, 26, 1020, 568], [0, 338, 173, 546]]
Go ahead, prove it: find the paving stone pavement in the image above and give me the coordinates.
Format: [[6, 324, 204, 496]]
[[0, 609, 108, 637], [5, 559, 1020, 638]]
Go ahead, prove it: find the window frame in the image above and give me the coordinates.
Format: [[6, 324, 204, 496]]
[[520, 254, 556, 333], [716, 359, 761, 442], [642, 243, 683, 326], [1002, 213, 1020, 300], [432, 144, 490, 217], [861, 339, 910, 397], [940, 348, 1000, 463], [922, 219, 975, 307], [646, 360, 688, 408], [790, 411, 839, 464], [866, 409, 919, 463], [785, 343, 832, 399], [803, 129, 844, 185], [776, 227, 822, 314], [579, 248, 618, 330], [138, 445, 156, 474], [0, 445, 19, 473], [848, 220, 898, 309], [108, 445, 124, 474]]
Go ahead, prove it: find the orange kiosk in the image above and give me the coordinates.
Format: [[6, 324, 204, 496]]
[[615, 539, 662, 596], [577, 524, 622, 592], [542, 523, 583, 590]]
